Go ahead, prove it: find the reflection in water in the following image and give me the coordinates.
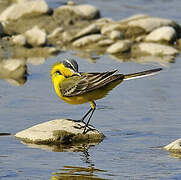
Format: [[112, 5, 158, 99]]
[[23, 141, 106, 179], [52, 165, 106, 180], [0, 58, 27, 86], [169, 152, 181, 159], [51, 145, 106, 179], [23, 141, 100, 152]]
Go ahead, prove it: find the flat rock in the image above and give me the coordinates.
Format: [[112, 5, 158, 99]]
[[127, 16, 176, 33], [0, 0, 49, 21], [24, 26, 47, 46], [72, 34, 102, 47], [164, 138, 181, 153], [107, 40, 132, 54], [134, 42, 178, 56], [145, 26, 176, 43], [72, 24, 100, 41], [15, 119, 104, 145], [53, 4, 100, 25], [118, 14, 180, 38]]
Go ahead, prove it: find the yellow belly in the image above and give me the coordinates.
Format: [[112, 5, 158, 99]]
[[54, 79, 123, 105]]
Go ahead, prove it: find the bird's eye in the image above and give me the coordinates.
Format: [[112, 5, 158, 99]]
[[55, 70, 61, 75]]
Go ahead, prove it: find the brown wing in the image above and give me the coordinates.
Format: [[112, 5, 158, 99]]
[[60, 70, 124, 97]]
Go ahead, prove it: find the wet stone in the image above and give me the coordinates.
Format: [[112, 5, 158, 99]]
[[133, 42, 178, 56], [0, 0, 49, 21], [145, 26, 177, 43], [72, 24, 100, 41], [24, 26, 47, 47], [106, 40, 132, 54], [164, 138, 181, 153], [72, 34, 102, 47], [53, 4, 100, 25], [15, 119, 104, 145]]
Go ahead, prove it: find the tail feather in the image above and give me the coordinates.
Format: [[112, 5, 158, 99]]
[[124, 68, 162, 80]]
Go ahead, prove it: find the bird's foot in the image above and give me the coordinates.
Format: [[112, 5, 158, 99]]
[[82, 125, 96, 134]]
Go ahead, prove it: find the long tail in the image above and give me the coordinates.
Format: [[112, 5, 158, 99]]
[[124, 68, 162, 80]]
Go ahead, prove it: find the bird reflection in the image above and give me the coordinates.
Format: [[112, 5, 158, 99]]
[[51, 165, 106, 180], [0, 58, 28, 86]]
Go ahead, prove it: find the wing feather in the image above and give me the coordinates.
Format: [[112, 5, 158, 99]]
[[60, 70, 124, 97]]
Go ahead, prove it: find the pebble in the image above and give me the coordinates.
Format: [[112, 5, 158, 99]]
[[72, 24, 100, 41], [127, 16, 176, 33], [24, 26, 47, 46], [73, 34, 102, 47], [106, 40, 132, 54], [145, 26, 176, 43], [136, 42, 178, 56]]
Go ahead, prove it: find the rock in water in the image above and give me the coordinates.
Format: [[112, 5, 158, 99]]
[[164, 138, 181, 153], [133, 42, 178, 56], [145, 26, 176, 43], [24, 26, 47, 46], [15, 119, 104, 145], [0, 0, 49, 21]]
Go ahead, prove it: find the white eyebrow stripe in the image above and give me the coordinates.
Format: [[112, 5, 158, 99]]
[[65, 59, 76, 71]]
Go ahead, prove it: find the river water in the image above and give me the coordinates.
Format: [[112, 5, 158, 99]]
[[1, 0, 181, 179]]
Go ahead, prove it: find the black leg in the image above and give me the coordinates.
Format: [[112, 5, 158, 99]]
[[80, 108, 92, 122], [83, 108, 95, 134], [83, 101, 96, 134]]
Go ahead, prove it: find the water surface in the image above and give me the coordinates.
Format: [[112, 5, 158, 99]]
[[1, 0, 181, 179]]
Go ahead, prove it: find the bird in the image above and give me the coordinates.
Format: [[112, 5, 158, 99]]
[[50, 59, 162, 134]]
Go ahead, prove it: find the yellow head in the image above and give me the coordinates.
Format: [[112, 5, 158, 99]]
[[51, 59, 80, 77], [50, 59, 80, 85]]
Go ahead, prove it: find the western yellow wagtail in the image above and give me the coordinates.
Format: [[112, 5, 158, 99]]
[[51, 59, 162, 134]]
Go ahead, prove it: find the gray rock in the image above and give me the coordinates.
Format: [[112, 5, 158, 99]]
[[0, 0, 49, 21], [127, 16, 177, 33], [11, 34, 26, 46], [15, 119, 104, 145], [72, 24, 100, 41], [72, 34, 102, 47], [74, 4, 100, 20], [145, 26, 176, 43], [164, 138, 181, 153], [109, 30, 123, 40], [107, 40, 132, 54], [53, 4, 100, 25], [24, 26, 47, 46], [134, 42, 178, 56]]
